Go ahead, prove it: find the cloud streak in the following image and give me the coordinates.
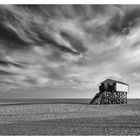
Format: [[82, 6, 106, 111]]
[[0, 5, 140, 95]]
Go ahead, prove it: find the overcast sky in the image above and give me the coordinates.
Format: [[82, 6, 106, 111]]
[[0, 5, 140, 98]]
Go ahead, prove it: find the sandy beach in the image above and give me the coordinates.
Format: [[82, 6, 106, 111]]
[[0, 103, 140, 135]]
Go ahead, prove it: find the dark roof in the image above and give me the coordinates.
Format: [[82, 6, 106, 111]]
[[101, 79, 128, 85]]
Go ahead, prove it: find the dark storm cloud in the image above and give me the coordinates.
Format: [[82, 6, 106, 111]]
[[0, 60, 24, 68], [0, 5, 81, 54], [0, 22, 28, 46], [60, 31, 87, 53], [109, 6, 140, 35], [0, 5, 140, 91], [0, 70, 13, 75]]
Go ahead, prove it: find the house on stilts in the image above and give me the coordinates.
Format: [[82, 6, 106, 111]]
[[90, 79, 129, 105]]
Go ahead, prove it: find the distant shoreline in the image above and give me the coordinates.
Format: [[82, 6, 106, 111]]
[[0, 98, 139, 105]]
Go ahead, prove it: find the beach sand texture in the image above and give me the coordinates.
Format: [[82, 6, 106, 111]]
[[0, 103, 140, 135]]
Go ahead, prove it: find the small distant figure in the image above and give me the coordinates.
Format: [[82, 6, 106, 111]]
[[90, 79, 129, 105]]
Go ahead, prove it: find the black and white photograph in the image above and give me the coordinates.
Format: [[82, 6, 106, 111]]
[[0, 4, 140, 136]]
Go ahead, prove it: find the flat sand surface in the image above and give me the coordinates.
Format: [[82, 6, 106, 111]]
[[0, 103, 140, 135]]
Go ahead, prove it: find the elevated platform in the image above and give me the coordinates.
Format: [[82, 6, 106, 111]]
[[90, 91, 127, 105]]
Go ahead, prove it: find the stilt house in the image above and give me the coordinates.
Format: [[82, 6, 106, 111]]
[[90, 79, 129, 105]]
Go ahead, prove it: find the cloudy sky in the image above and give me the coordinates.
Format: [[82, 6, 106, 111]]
[[0, 5, 140, 99]]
